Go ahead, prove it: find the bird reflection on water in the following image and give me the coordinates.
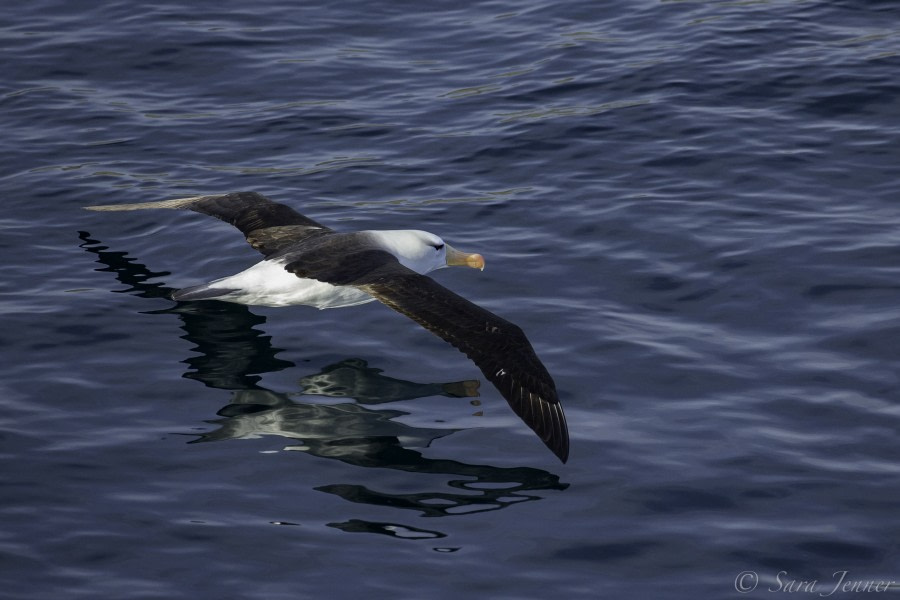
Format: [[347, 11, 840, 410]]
[[78, 231, 567, 528]]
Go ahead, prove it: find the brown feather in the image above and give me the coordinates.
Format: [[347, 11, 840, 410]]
[[85, 191, 330, 258], [356, 265, 569, 463]]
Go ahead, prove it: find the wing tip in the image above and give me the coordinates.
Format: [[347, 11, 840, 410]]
[[546, 418, 570, 463], [82, 194, 223, 212], [552, 440, 570, 463], [539, 396, 570, 463]]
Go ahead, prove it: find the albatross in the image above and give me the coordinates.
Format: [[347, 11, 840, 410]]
[[85, 192, 569, 462]]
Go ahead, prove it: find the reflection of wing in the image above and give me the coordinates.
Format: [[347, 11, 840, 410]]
[[297, 359, 479, 404], [78, 231, 293, 389], [354, 265, 569, 463], [77, 231, 174, 300], [201, 389, 568, 518], [84, 191, 331, 257], [201, 389, 455, 449]]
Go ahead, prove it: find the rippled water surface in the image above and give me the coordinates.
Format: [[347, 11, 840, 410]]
[[3, 1, 900, 598]]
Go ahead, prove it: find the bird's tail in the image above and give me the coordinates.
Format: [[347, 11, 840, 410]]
[[171, 283, 239, 302]]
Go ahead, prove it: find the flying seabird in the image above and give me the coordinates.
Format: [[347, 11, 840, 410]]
[[85, 192, 569, 462]]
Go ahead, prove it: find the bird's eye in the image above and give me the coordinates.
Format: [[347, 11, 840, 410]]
[[432, 243, 444, 251]]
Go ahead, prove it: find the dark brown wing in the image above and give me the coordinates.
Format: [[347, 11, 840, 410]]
[[283, 247, 569, 461], [84, 191, 330, 257], [280, 232, 404, 285], [352, 264, 569, 463]]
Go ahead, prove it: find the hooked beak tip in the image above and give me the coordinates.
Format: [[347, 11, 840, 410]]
[[468, 254, 485, 271]]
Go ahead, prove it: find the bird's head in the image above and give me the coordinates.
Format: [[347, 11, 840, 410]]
[[370, 230, 485, 275]]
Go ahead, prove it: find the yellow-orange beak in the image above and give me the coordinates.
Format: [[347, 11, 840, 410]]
[[445, 244, 485, 271]]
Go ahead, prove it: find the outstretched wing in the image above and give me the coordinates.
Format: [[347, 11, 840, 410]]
[[84, 191, 331, 257], [351, 264, 569, 463]]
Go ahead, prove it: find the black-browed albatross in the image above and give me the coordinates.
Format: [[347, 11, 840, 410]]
[[85, 192, 569, 462]]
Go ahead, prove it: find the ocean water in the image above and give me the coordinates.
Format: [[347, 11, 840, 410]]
[[3, 1, 899, 598]]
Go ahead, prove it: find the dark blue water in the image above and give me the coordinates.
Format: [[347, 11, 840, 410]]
[[3, 1, 899, 598]]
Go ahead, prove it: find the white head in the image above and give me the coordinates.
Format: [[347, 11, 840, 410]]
[[366, 230, 485, 275]]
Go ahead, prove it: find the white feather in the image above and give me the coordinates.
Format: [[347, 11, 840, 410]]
[[186, 230, 448, 309], [200, 260, 374, 309], [364, 230, 448, 273]]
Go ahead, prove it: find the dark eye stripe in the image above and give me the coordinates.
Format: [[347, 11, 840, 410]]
[[432, 243, 444, 250]]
